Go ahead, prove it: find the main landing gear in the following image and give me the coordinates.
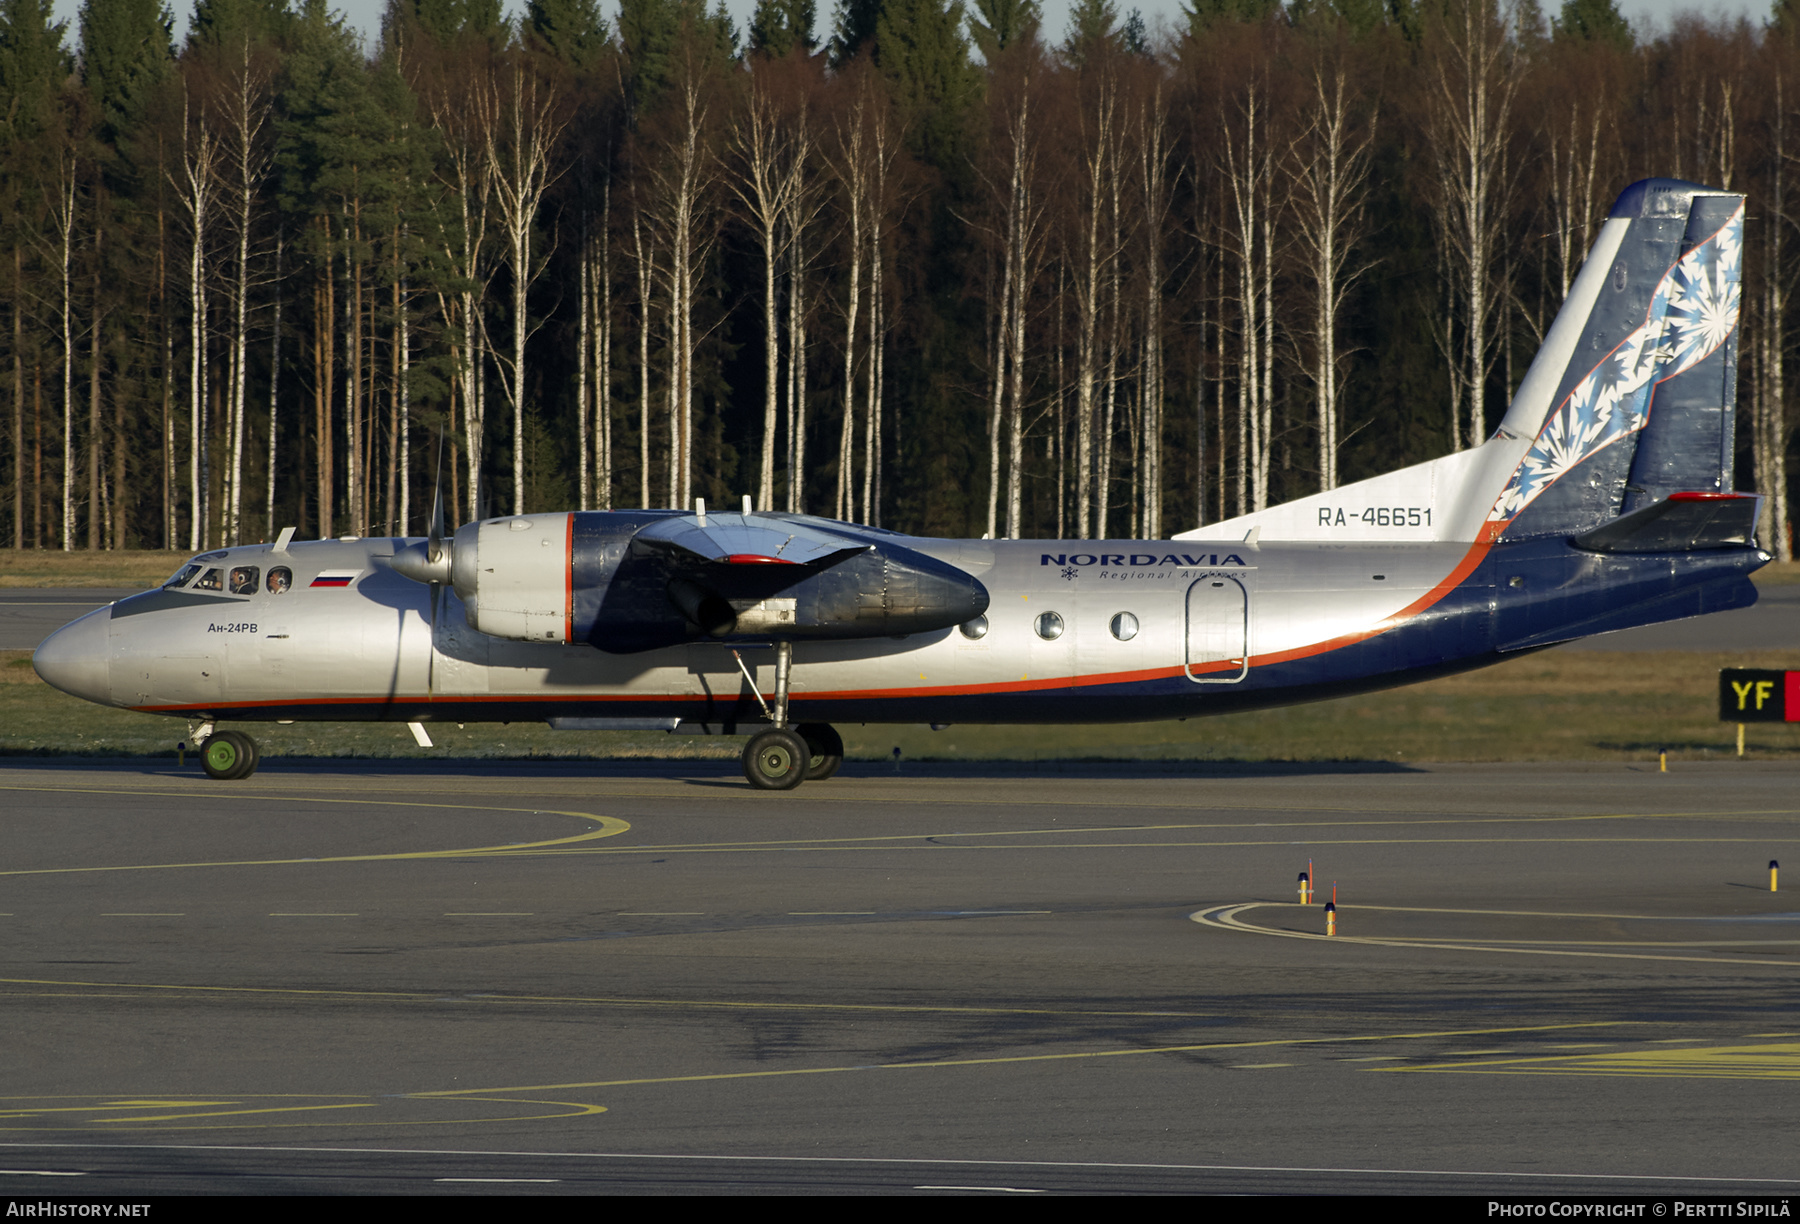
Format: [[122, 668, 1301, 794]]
[[736, 642, 844, 791], [198, 728, 260, 780]]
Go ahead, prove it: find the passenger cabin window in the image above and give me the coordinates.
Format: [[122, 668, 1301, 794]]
[[194, 568, 224, 591], [1110, 612, 1139, 642], [229, 566, 260, 595], [266, 567, 292, 595], [1034, 611, 1065, 641], [163, 564, 201, 589]]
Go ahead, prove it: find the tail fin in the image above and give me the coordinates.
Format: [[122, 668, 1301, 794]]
[[1178, 178, 1745, 546], [1487, 178, 1744, 540]]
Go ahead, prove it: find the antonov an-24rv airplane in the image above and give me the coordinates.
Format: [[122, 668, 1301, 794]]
[[32, 178, 1769, 788]]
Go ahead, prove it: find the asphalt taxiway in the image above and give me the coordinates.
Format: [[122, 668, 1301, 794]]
[[1, 759, 1797, 1194]]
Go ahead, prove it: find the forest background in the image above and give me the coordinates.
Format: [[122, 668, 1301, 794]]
[[1, 0, 1794, 561]]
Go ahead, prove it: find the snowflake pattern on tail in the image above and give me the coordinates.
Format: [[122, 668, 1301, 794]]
[[1487, 201, 1744, 531]]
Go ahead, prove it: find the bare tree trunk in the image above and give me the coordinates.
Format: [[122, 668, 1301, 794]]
[[1138, 84, 1169, 537], [787, 219, 810, 513], [646, 58, 717, 512], [730, 74, 800, 513], [1073, 72, 1116, 538], [836, 109, 864, 523], [87, 246, 102, 550], [485, 62, 565, 516], [1428, 0, 1519, 450], [1290, 62, 1374, 493], [632, 200, 652, 507], [597, 174, 613, 510], [49, 153, 76, 550], [1760, 70, 1791, 560], [428, 73, 495, 523], [1222, 79, 1272, 512], [266, 233, 281, 535], [10, 248, 20, 547]]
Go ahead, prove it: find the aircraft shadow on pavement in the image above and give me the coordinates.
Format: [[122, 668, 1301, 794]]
[[0, 755, 1426, 782]]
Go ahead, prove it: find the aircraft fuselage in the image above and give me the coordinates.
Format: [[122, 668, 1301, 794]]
[[38, 523, 1764, 733]]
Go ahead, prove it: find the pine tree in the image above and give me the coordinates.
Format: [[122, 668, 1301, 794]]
[[829, 0, 881, 65], [188, 0, 292, 49], [1061, 0, 1117, 64], [970, 0, 1040, 61], [1181, 0, 1280, 37], [527, 0, 610, 73], [399, 0, 505, 46], [1553, 0, 1630, 49], [0, 0, 68, 134], [78, 0, 172, 152], [874, 0, 977, 169], [621, 0, 734, 112], [1120, 7, 1146, 54], [750, 0, 816, 58]]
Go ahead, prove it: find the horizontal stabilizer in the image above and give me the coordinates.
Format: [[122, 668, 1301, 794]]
[[1572, 492, 1759, 554]]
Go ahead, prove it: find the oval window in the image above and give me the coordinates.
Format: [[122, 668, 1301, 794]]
[[266, 567, 293, 595], [1110, 612, 1139, 641], [1034, 611, 1065, 641], [959, 615, 989, 640]]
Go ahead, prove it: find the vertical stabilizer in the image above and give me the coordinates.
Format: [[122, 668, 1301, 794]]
[[1486, 178, 1744, 540]]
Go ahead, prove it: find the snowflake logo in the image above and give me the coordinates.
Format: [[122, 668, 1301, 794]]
[[1061, 566, 1079, 581], [1489, 198, 1743, 530]]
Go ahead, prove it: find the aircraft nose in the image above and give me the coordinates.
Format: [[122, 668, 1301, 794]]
[[32, 608, 112, 705]]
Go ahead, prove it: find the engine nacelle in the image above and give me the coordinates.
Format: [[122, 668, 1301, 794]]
[[412, 508, 988, 652], [450, 513, 574, 643]]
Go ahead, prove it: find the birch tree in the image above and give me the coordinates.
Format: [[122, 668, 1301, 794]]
[[485, 50, 566, 516], [1426, 0, 1520, 449], [1287, 50, 1373, 492]]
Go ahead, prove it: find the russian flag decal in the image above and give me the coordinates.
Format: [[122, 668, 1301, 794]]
[[310, 570, 359, 588]]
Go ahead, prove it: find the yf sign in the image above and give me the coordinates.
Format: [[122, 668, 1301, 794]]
[[1719, 669, 1800, 722]]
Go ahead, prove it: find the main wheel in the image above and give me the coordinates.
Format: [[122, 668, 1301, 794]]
[[200, 730, 258, 780], [742, 728, 809, 791], [796, 722, 844, 782]]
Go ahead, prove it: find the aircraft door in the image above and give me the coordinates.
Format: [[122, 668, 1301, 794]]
[[1185, 576, 1249, 683]]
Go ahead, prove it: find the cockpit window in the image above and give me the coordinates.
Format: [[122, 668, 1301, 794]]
[[266, 567, 292, 595], [193, 568, 224, 592], [229, 566, 260, 595], [162, 564, 201, 589]]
